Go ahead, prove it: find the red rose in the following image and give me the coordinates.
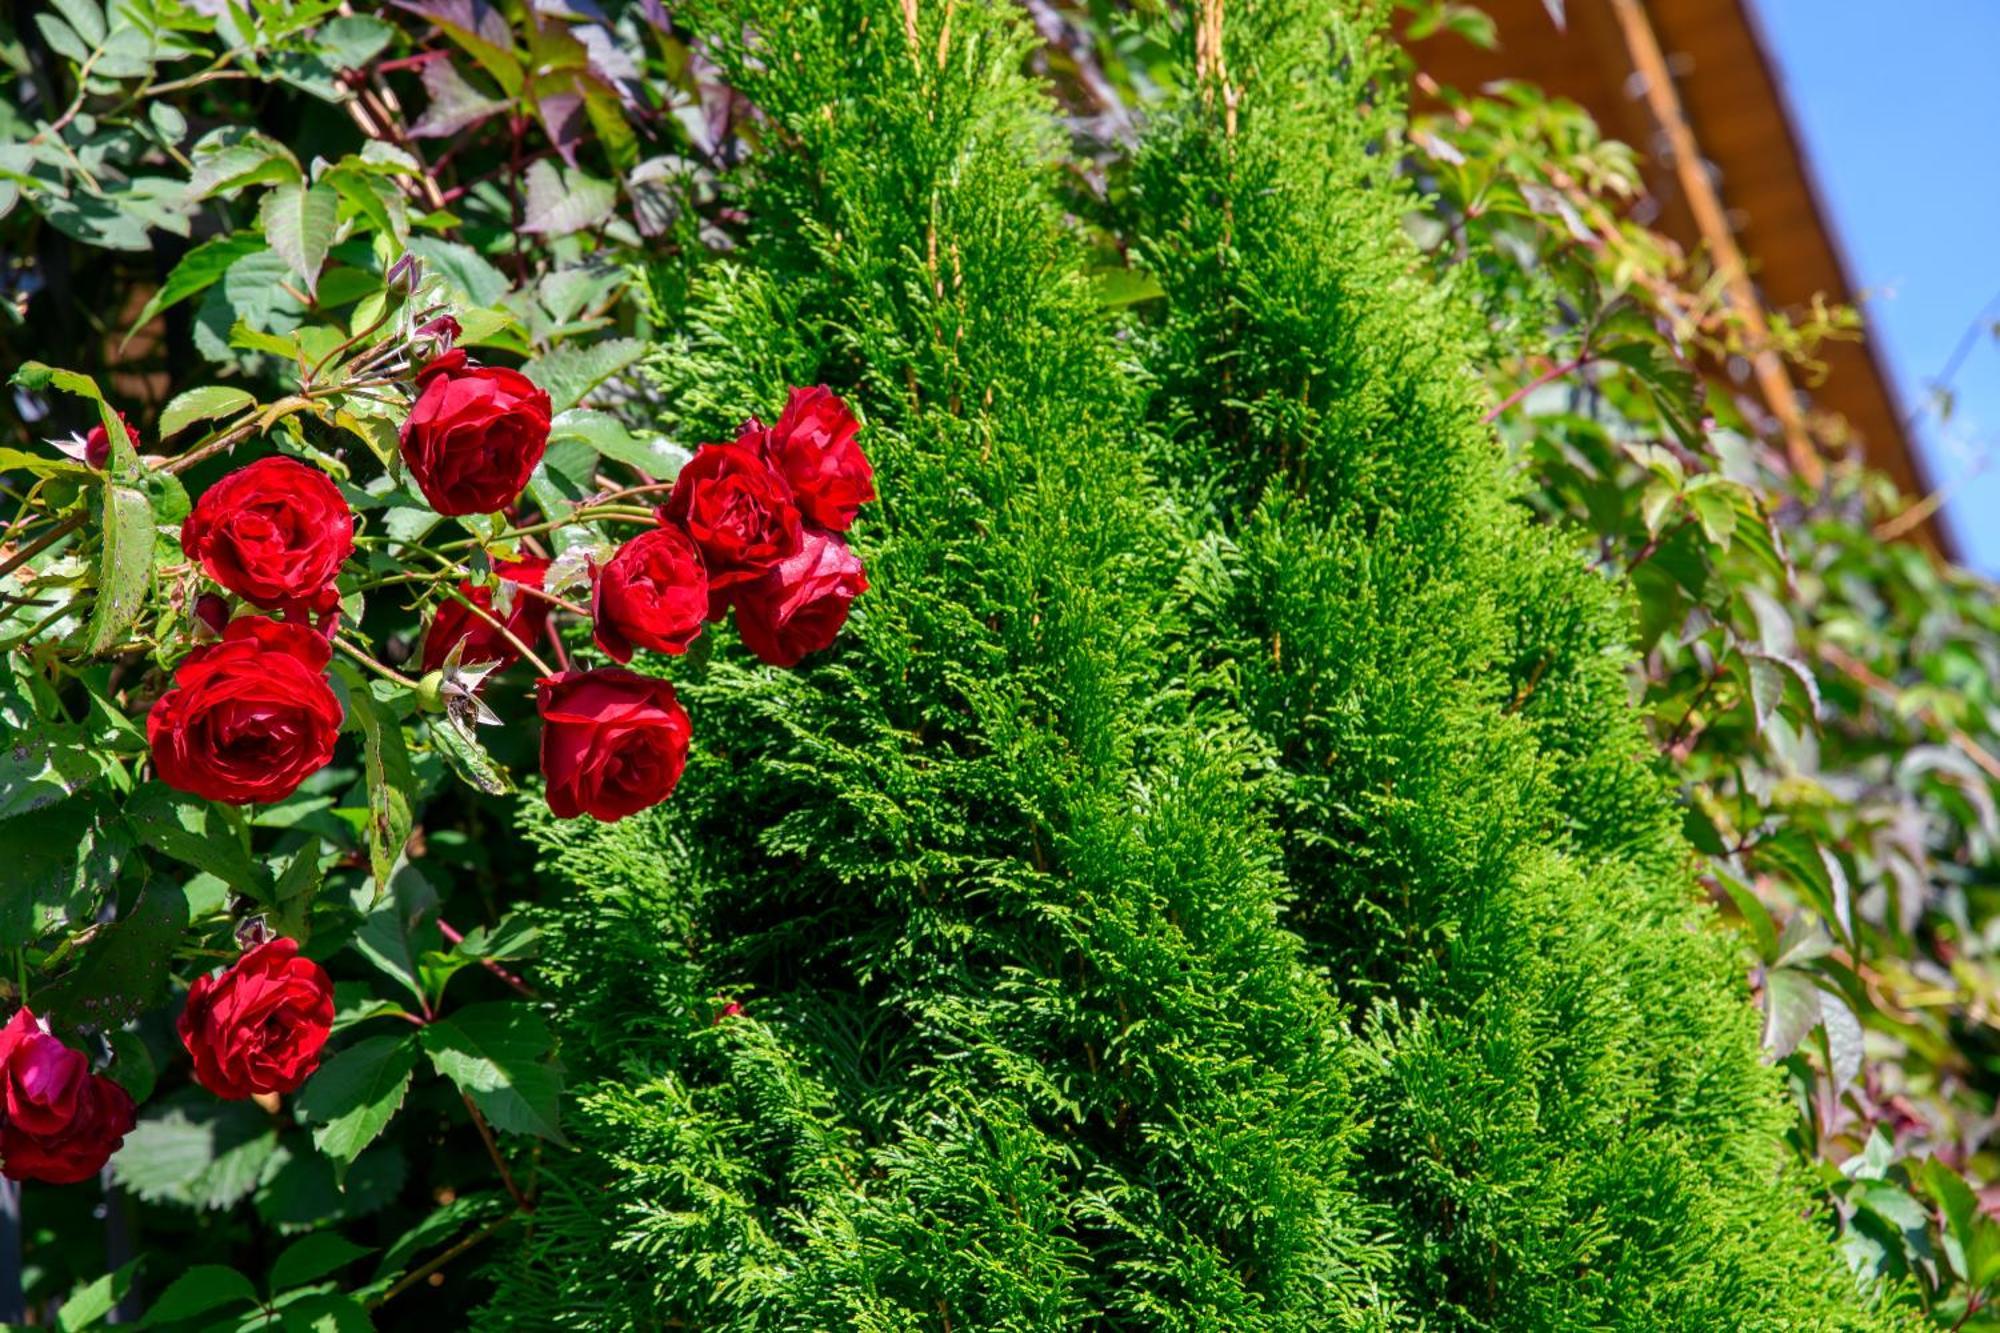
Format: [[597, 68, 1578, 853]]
[[0, 1009, 136, 1186], [180, 457, 354, 614], [147, 616, 343, 805], [658, 442, 801, 607], [84, 412, 141, 470], [178, 937, 334, 1100], [399, 351, 552, 516], [733, 528, 868, 668], [421, 556, 550, 673], [537, 668, 691, 822], [752, 386, 874, 532], [0, 1010, 86, 1138], [591, 525, 708, 663]]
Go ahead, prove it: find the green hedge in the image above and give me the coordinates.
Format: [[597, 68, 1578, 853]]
[[489, 0, 1889, 1326]]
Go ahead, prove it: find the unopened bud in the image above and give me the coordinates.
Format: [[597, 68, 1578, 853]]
[[194, 593, 229, 637], [384, 252, 422, 296]]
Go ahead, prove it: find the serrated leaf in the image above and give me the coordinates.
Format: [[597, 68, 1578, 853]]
[[405, 235, 508, 307], [113, 1099, 278, 1210], [393, 0, 523, 95], [421, 1002, 565, 1142], [352, 864, 440, 1005], [0, 796, 124, 949], [316, 14, 395, 68], [548, 406, 687, 477], [1821, 993, 1864, 1091], [1760, 967, 1821, 1060], [296, 1034, 419, 1185], [38, 882, 190, 1030], [523, 337, 643, 414], [188, 132, 301, 199], [86, 480, 152, 653], [409, 57, 506, 138], [139, 1265, 257, 1326], [123, 782, 272, 899], [270, 1232, 373, 1293], [430, 714, 511, 795], [260, 183, 338, 296], [56, 1257, 140, 1333], [122, 234, 264, 344], [159, 385, 255, 440], [331, 668, 415, 896], [520, 160, 615, 239]]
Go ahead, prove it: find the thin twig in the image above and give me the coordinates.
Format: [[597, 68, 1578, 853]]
[[461, 1092, 528, 1212], [366, 1210, 519, 1311]]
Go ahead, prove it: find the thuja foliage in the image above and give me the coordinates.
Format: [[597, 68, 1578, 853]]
[[493, 0, 1890, 1326]]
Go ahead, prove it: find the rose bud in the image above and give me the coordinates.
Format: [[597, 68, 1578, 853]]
[[0, 1009, 136, 1186], [591, 525, 708, 663], [192, 592, 230, 638], [178, 937, 335, 1100], [751, 386, 874, 533], [180, 457, 354, 615], [399, 352, 552, 516], [420, 556, 550, 673], [83, 412, 142, 470], [733, 528, 868, 668], [536, 668, 691, 822], [658, 442, 801, 612], [147, 616, 343, 805]]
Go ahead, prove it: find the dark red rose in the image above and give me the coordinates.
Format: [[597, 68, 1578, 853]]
[[420, 556, 550, 673], [591, 525, 708, 663], [658, 442, 801, 608], [0, 1010, 85, 1138], [147, 616, 343, 805], [0, 1009, 136, 1186], [178, 937, 334, 1099], [84, 412, 141, 470], [733, 528, 868, 668], [180, 457, 354, 614], [751, 386, 873, 533], [399, 353, 551, 516], [537, 668, 691, 822]]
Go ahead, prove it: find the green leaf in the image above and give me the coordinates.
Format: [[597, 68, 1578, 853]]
[[0, 715, 110, 821], [547, 406, 687, 477], [332, 668, 415, 897], [39, 882, 190, 1030], [187, 132, 302, 199], [51, 0, 106, 47], [273, 843, 324, 941], [123, 782, 272, 899], [523, 337, 644, 415], [122, 234, 265, 345], [56, 1257, 141, 1333], [351, 864, 440, 1005], [421, 1001, 565, 1142], [520, 160, 616, 239], [113, 1099, 279, 1210], [108, 1027, 157, 1104], [159, 385, 255, 440], [86, 480, 152, 652], [139, 1265, 257, 1327], [430, 714, 511, 795], [1711, 863, 1777, 963], [296, 1034, 419, 1185], [0, 795, 125, 949], [315, 14, 395, 68], [35, 13, 91, 64], [269, 1233, 373, 1293], [406, 236, 509, 307], [260, 183, 338, 297], [1759, 967, 1821, 1060]]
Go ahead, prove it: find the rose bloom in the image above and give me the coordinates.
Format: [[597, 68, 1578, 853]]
[[591, 525, 708, 663], [421, 556, 550, 673], [751, 386, 874, 533], [147, 616, 343, 805], [734, 527, 868, 668], [180, 456, 354, 614], [0, 1009, 136, 1185], [537, 668, 691, 822], [83, 412, 141, 470], [178, 937, 335, 1100], [399, 349, 552, 516], [658, 441, 801, 607]]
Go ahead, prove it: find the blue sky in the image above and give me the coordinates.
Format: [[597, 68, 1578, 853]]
[[1749, 0, 2000, 573]]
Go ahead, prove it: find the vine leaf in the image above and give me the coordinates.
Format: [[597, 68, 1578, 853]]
[[421, 1002, 565, 1143], [297, 1035, 419, 1186]]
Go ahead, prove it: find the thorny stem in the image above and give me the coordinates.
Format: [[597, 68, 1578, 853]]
[[1483, 353, 1593, 424], [333, 635, 421, 690], [441, 587, 557, 677]]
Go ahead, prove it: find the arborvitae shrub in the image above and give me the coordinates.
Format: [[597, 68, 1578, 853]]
[[490, 0, 1891, 1326]]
